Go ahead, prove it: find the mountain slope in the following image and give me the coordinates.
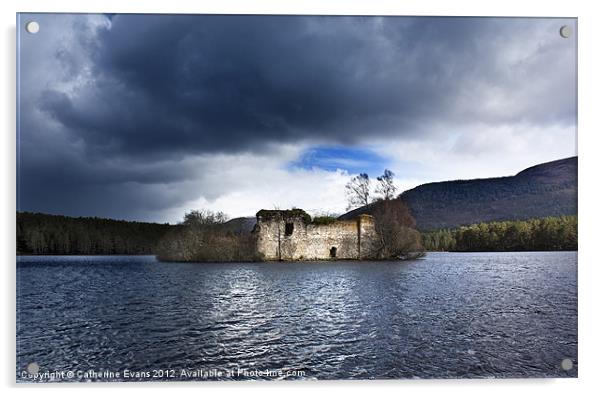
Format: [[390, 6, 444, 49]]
[[223, 217, 257, 234], [340, 156, 577, 231]]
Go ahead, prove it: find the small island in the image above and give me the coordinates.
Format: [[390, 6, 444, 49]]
[[156, 198, 424, 263]]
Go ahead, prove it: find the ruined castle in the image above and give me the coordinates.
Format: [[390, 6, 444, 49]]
[[253, 209, 379, 260]]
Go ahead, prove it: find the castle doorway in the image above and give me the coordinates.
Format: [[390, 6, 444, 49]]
[[330, 246, 337, 258]]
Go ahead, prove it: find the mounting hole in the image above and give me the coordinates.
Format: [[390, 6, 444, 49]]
[[26, 362, 40, 375], [561, 358, 574, 371], [559, 25, 572, 38], [25, 21, 39, 34]]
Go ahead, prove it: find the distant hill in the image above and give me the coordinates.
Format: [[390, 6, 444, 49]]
[[223, 217, 257, 234], [340, 156, 577, 231]]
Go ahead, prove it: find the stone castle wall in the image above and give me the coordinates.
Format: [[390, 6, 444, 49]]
[[254, 210, 378, 261]]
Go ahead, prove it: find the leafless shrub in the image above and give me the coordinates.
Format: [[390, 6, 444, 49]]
[[371, 199, 425, 260], [156, 210, 260, 262]]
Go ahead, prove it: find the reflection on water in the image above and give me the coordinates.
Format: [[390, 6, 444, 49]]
[[16, 252, 577, 381]]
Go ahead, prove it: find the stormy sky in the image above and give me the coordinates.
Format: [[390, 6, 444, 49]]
[[17, 14, 577, 223]]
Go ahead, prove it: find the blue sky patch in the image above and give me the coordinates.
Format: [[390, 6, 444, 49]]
[[289, 146, 388, 176]]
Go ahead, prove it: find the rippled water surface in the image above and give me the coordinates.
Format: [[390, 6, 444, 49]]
[[17, 252, 577, 381]]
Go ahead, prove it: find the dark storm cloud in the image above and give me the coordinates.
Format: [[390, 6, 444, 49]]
[[37, 15, 575, 158], [18, 14, 576, 221]]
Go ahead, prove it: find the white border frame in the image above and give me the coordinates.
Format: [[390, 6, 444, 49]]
[[3, 1, 600, 395]]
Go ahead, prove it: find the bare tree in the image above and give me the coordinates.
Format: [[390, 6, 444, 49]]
[[345, 173, 371, 210], [375, 169, 397, 201]]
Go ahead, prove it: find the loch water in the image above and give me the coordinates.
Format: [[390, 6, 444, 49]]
[[16, 252, 577, 381]]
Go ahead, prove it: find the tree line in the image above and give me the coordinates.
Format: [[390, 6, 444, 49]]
[[17, 212, 172, 255], [421, 215, 577, 252]]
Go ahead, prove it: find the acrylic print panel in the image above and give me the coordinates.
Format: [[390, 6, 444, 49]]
[[16, 13, 577, 382]]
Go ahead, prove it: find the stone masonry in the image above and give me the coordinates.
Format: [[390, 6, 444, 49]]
[[253, 209, 378, 261]]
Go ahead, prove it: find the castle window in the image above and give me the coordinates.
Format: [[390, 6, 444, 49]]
[[330, 246, 337, 258], [285, 222, 294, 236]]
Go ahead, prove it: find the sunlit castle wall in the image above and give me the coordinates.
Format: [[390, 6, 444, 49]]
[[254, 210, 377, 261]]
